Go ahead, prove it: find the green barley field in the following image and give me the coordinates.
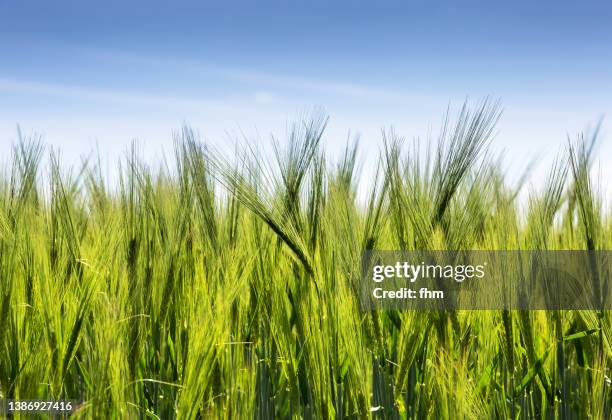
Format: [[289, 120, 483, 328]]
[[0, 102, 610, 418]]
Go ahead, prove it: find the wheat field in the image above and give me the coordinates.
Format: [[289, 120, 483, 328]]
[[0, 102, 611, 418]]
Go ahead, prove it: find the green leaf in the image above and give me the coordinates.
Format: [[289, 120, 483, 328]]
[[477, 354, 499, 393], [563, 328, 598, 342], [514, 347, 552, 397]]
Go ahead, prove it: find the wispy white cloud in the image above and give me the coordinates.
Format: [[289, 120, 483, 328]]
[[253, 91, 278, 105], [78, 47, 434, 104], [0, 77, 238, 112], [0, 44, 440, 121]]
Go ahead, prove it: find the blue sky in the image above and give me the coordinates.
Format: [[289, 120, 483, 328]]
[[1, 0, 611, 192]]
